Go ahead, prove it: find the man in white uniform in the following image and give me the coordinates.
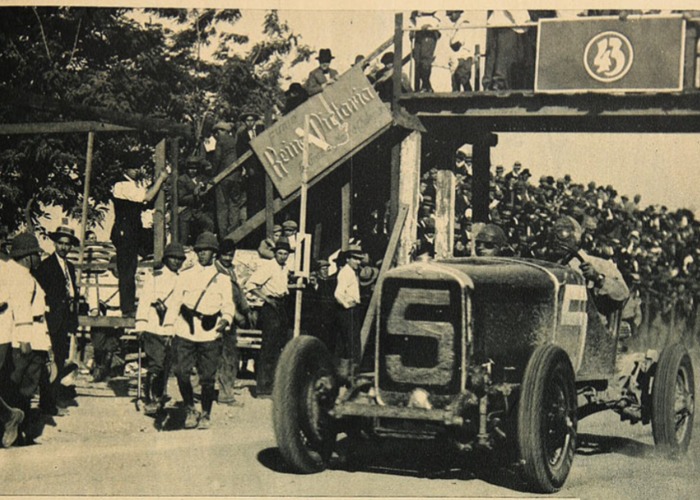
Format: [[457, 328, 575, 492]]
[[164, 232, 234, 430]]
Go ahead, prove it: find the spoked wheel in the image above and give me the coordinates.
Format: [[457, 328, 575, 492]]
[[273, 336, 339, 473], [517, 344, 577, 493], [652, 344, 695, 456]]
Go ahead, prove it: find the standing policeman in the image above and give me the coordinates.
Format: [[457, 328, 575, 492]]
[[135, 242, 186, 416], [164, 232, 235, 429]]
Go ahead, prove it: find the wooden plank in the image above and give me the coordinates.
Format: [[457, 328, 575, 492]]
[[0, 121, 135, 135], [0, 88, 190, 136], [396, 131, 421, 266], [359, 204, 409, 359], [203, 150, 252, 192], [341, 180, 351, 248], [434, 169, 455, 259], [153, 139, 166, 263], [169, 138, 180, 243]]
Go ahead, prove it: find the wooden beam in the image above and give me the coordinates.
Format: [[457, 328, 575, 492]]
[[359, 204, 409, 361], [434, 169, 455, 259], [0, 88, 190, 136], [0, 121, 135, 135], [472, 133, 496, 224], [169, 138, 180, 243], [153, 139, 166, 263], [396, 131, 422, 266], [341, 179, 351, 248], [204, 150, 253, 192]]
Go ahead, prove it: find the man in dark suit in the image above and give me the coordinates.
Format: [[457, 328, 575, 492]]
[[178, 157, 215, 246], [235, 110, 266, 218], [33, 222, 80, 415]]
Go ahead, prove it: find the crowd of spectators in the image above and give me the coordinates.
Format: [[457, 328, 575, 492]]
[[406, 154, 700, 335]]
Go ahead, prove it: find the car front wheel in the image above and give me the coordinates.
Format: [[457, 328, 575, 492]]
[[517, 344, 577, 493], [272, 335, 339, 473]]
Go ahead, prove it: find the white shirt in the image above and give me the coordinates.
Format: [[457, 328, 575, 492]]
[[245, 258, 290, 299], [335, 264, 360, 309], [112, 174, 147, 203], [5, 260, 51, 351], [55, 254, 75, 298], [0, 260, 13, 345], [165, 262, 235, 342], [135, 266, 179, 336], [446, 15, 473, 70]]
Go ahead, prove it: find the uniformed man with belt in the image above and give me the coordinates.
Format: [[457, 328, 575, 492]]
[[244, 236, 292, 397], [164, 232, 235, 430], [5, 233, 52, 445], [135, 242, 186, 416]]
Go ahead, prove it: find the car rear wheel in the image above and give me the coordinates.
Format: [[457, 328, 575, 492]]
[[273, 335, 339, 473], [517, 344, 577, 493], [651, 343, 695, 455]]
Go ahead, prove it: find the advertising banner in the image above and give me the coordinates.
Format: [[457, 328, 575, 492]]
[[251, 65, 393, 198], [536, 16, 685, 93]]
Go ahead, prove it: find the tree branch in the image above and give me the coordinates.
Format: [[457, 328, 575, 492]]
[[32, 7, 53, 63], [68, 17, 82, 68]]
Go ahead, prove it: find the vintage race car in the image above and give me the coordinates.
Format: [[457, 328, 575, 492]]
[[272, 257, 695, 493]]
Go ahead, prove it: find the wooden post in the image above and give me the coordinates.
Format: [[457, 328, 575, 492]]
[[153, 139, 166, 263], [169, 137, 179, 243], [293, 115, 310, 338], [435, 169, 455, 259], [472, 133, 496, 224], [341, 179, 352, 248], [264, 109, 274, 236], [359, 204, 409, 358], [76, 131, 94, 286], [313, 222, 322, 261], [392, 13, 404, 111], [72, 131, 94, 363], [397, 131, 422, 265], [474, 44, 481, 92]]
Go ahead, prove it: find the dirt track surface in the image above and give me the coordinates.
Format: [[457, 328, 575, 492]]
[[1, 353, 699, 499]]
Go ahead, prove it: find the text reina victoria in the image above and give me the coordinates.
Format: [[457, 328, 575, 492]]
[[262, 85, 377, 180]]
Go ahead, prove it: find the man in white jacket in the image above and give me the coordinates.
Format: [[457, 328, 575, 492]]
[[5, 233, 52, 445], [164, 232, 235, 430], [135, 242, 186, 416]]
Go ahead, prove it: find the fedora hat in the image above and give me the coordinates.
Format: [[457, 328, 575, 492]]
[[317, 48, 335, 63], [359, 266, 379, 287], [10, 232, 42, 259], [49, 221, 79, 246], [272, 236, 294, 253], [341, 243, 363, 259]]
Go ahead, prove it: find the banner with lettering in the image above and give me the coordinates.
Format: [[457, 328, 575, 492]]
[[535, 16, 685, 93], [251, 65, 393, 198]]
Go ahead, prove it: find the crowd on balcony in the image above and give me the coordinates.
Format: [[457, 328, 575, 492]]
[[401, 152, 700, 336]]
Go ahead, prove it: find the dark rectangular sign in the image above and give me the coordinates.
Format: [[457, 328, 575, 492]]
[[536, 16, 685, 93]]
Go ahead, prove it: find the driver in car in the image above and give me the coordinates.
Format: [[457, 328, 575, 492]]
[[548, 216, 629, 314]]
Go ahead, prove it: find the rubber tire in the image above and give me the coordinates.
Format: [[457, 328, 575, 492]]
[[517, 344, 577, 493], [272, 336, 338, 473], [651, 343, 695, 456]]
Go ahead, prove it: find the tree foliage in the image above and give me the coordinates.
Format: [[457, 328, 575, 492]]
[[0, 7, 312, 232]]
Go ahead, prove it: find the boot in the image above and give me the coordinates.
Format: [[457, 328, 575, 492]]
[[184, 406, 200, 429]]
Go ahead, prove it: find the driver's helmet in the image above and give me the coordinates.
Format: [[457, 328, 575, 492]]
[[551, 216, 582, 248], [475, 224, 507, 246]]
